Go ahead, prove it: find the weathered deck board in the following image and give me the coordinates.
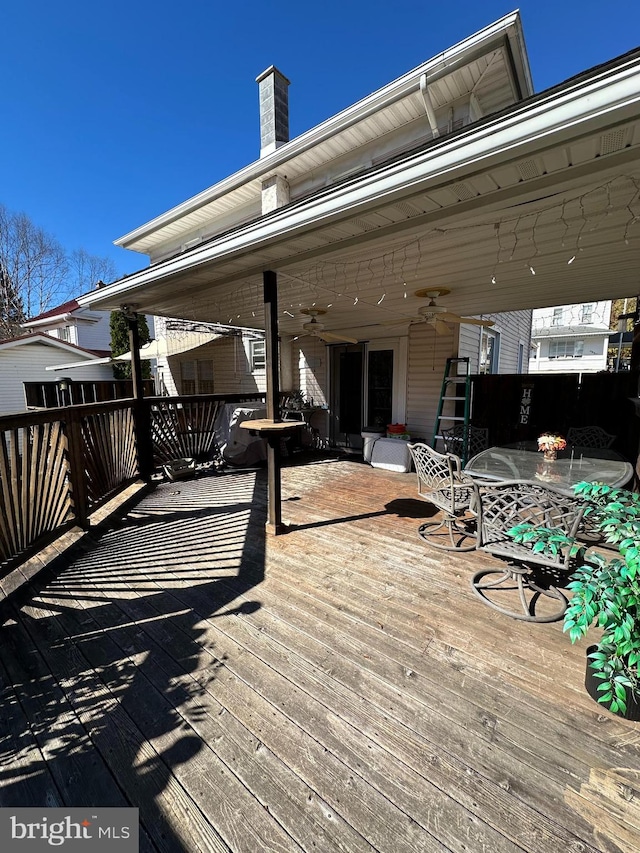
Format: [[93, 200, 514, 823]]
[[1, 456, 639, 852]]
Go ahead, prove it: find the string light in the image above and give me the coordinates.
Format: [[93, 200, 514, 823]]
[[196, 173, 640, 325]]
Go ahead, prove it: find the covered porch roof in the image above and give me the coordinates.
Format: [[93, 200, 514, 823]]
[[80, 46, 640, 336]]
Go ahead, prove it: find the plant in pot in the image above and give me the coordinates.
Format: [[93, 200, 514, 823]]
[[509, 481, 640, 719]]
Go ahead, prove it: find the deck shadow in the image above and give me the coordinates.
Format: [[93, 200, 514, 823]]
[[0, 469, 267, 851]]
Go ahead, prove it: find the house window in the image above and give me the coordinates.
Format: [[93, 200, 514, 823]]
[[548, 340, 584, 359], [180, 359, 214, 394], [552, 308, 563, 326], [58, 325, 72, 342], [479, 329, 500, 374], [581, 303, 594, 324], [250, 339, 266, 372], [517, 342, 525, 373]]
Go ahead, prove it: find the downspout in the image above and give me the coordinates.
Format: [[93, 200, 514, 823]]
[[419, 73, 440, 138]]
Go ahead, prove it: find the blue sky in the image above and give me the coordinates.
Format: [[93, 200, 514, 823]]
[[2, 1, 639, 286]]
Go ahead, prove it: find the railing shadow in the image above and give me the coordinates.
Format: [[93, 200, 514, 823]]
[[0, 468, 267, 851]]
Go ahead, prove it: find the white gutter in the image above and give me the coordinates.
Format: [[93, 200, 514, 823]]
[[22, 313, 75, 328], [115, 12, 525, 249], [81, 54, 640, 311]]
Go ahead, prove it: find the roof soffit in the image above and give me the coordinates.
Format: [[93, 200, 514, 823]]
[[117, 13, 530, 255], [81, 57, 640, 329]]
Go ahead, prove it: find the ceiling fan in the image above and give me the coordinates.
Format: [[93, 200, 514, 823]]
[[292, 308, 358, 344], [385, 288, 495, 335]]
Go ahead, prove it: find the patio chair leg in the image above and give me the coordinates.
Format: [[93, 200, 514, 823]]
[[418, 516, 477, 552], [470, 566, 568, 623]]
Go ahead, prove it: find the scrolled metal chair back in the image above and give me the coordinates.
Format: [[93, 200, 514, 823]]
[[408, 442, 473, 515], [476, 479, 585, 568], [441, 424, 489, 460], [566, 425, 616, 449]]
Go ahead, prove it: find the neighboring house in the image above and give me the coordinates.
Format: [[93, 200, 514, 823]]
[[79, 12, 640, 449], [152, 317, 266, 397], [0, 334, 116, 415], [529, 301, 612, 374], [21, 299, 112, 356]]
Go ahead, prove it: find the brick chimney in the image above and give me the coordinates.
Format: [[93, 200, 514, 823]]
[[256, 66, 290, 158]]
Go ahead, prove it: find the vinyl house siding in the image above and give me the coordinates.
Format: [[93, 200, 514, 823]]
[[294, 338, 327, 406], [405, 324, 456, 442], [157, 336, 267, 397], [458, 310, 533, 373]]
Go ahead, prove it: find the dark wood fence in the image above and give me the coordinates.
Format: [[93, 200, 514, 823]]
[[0, 393, 265, 580], [24, 379, 155, 408], [470, 371, 640, 463]]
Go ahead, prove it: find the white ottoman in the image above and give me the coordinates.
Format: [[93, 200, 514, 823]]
[[370, 438, 412, 473]]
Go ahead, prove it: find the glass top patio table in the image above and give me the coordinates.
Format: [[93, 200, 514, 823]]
[[464, 441, 634, 494]]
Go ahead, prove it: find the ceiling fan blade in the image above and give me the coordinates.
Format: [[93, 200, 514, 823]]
[[433, 319, 451, 335], [439, 311, 494, 327], [457, 316, 495, 327], [380, 317, 412, 326], [318, 330, 359, 344]]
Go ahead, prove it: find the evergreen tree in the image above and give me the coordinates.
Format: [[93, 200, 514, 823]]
[[109, 310, 151, 380], [0, 262, 25, 338]]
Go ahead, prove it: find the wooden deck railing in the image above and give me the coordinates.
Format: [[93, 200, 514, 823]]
[[0, 393, 265, 578]]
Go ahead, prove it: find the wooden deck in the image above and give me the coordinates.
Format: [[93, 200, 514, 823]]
[[1, 455, 639, 852]]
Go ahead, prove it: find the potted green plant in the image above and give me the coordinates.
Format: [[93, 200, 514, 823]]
[[510, 481, 640, 719]]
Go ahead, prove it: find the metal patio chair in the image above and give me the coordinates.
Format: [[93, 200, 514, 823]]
[[566, 425, 616, 449], [470, 479, 586, 622], [407, 442, 479, 552], [441, 423, 489, 460]]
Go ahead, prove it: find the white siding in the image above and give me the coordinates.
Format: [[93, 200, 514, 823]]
[[294, 338, 328, 406], [529, 300, 611, 374], [32, 310, 113, 352], [532, 301, 611, 330], [160, 336, 267, 396], [530, 335, 608, 374], [0, 344, 115, 416], [74, 313, 112, 351], [405, 323, 457, 443], [458, 310, 532, 373]]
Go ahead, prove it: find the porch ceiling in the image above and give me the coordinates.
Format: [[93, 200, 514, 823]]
[[83, 55, 640, 337]]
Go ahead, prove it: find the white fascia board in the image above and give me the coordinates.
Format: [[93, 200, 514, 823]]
[[81, 56, 640, 312], [115, 12, 524, 250], [45, 356, 114, 371]]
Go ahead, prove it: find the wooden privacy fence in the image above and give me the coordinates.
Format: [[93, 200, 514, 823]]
[[24, 379, 155, 408], [0, 393, 266, 579], [469, 371, 640, 464]]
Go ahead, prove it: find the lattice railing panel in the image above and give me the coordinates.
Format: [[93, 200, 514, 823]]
[[81, 407, 139, 506], [0, 422, 73, 566], [150, 399, 223, 464]]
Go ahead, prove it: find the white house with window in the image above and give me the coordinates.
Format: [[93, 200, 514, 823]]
[[21, 299, 112, 355], [152, 316, 266, 397], [528, 301, 612, 373]]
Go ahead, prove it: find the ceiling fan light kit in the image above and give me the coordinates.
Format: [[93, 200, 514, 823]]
[[294, 308, 358, 345]]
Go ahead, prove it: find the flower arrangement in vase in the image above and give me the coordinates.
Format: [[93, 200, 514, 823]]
[[537, 432, 567, 462]]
